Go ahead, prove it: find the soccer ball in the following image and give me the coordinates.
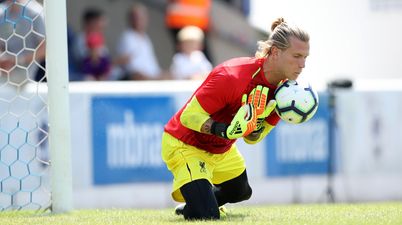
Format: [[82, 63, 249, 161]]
[[274, 80, 319, 124]]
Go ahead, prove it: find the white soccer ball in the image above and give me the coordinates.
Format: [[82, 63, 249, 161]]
[[274, 80, 319, 124]]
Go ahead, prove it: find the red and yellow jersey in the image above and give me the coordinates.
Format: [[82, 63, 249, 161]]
[[164, 57, 280, 154]]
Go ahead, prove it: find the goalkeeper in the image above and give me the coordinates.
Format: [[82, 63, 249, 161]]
[[161, 17, 310, 220]]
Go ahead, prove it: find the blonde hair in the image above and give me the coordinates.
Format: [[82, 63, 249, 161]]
[[177, 26, 204, 42], [255, 18, 309, 58]]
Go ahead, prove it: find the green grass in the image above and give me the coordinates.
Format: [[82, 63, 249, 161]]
[[1, 202, 402, 225]]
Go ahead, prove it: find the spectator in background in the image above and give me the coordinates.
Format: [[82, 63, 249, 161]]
[[0, 0, 45, 83], [116, 3, 165, 80], [81, 32, 111, 81], [165, 0, 213, 63], [67, 25, 82, 81], [72, 7, 109, 80], [170, 26, 212, 80]]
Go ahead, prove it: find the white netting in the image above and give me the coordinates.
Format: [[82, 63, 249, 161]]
[[0, 0, 50, 211]]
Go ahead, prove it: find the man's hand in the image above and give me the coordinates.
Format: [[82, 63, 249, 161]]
[[246, 85, 268, 117], [254, 99, 276, 132], [225, 103, 257, 139], [211, 86, 275, 139], [244, 85, 277, 132]]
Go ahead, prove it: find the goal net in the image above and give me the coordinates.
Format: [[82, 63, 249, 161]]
[[0, 0, 72, 212]]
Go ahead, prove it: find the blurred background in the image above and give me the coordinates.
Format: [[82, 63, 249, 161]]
[[65, 0, 402, 84], [1, 0, 402, 211]]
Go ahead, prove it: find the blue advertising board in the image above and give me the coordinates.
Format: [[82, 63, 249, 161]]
[[265, 93, 331, 176], [91, 96, 175, 185]]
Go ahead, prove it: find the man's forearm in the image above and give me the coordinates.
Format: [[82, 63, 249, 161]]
[[200, 118, 214, 134]]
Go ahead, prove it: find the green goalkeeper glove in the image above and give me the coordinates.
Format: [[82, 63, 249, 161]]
[[211, 103, 257, 139], [226, 103, 257, 139]]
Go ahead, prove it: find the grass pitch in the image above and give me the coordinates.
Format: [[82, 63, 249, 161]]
[[1, 202, 402, 225]]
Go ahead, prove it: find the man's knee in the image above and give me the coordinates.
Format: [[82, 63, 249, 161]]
[[240, 184, 252, 201], [227, 183, 252, 203], [215, 170, 253, 204]]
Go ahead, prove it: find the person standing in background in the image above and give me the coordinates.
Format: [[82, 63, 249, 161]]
[[165, 0, 213, 63], [81, 32, 111, 81], [116, 3, 166, 80], [170, 26, 212, 80], [72, 7, 109, 80]]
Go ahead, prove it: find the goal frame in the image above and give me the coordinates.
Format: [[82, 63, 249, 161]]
[[44, 0, 73, 213]]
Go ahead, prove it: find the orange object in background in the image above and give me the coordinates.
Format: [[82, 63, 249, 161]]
[[165, 0, 211, 31]]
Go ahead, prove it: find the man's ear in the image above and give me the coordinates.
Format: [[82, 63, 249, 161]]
[[270, 46, 280, 59]]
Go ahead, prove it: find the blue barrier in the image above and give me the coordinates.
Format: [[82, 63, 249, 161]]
[[265, 93, 331, 176], [91, 96, 174, 185]]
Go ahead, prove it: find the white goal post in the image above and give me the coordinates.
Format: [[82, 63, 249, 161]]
[[44, 0, 73, 213]]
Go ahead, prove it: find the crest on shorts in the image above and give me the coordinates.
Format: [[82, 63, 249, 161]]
[[199, 161, 206, 173]]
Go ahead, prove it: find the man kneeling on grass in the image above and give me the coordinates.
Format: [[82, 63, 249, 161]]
[[161, 17, 310, 220]]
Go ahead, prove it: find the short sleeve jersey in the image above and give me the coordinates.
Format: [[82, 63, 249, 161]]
[[164, 57, 281, 154]]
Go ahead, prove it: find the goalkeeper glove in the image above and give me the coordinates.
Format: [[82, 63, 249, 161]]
[[247, 85, 268, 117], [253, 99, 277, 133], [245, 85, 277, 132], [211, 103, 257, 139]]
